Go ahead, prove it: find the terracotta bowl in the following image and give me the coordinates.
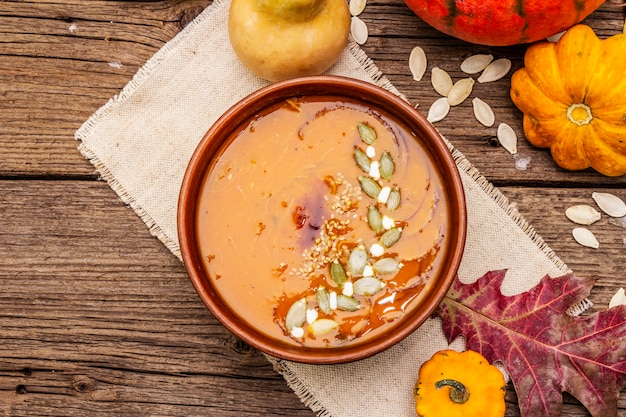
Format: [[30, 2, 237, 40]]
[[178, 76, 467, 364]]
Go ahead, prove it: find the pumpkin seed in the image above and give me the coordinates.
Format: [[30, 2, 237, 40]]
[[347, 245, 368, 276], [373, 257, 400, 275], [350, 16, 368, 45], [353, 147, 371, 172], [379, 151, 395, 179], [330, 261, 347, 285], [349, 0, 366, 16], [431, 67, 453, 96], [609, 288, 626, 308], [353, 277, 385, 296], [409, 46, 427, 82], [358, 175, 381, 198], [497, 122, 517, 154], [367, 204, 384, 234], [316, 287, 332, 314], [357, 122, 377, 145], [427, 97, 450, 123], [460, 54, 494, 74], [386, 187, 401, 211], [477, 58, 511, 83], [337, 294, 361, 311], [472, 97, 495, 127], [285, 298, 307, 331], [572, 227, 599, 249], [547, 31, 565, 42], [379, 227, 402, 248], [565, 204, 601, 225], [447, 78, 474, 106], [309, 318, 339, 335], [591, 192, 626, 218]]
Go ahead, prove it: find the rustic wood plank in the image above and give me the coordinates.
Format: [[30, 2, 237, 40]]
[[0, 0, 211, 177], [0, 179, 315, 416]]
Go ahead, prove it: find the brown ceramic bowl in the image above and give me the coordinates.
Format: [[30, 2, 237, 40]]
[[178, 76, 466, 364]]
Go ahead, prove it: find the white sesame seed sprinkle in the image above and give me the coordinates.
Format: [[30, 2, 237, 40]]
[[377, 186, 391, 204], [370, 243, 384, 257], [342, 281, 354, 297], [382, 215, 395, 230], [306, 308, 318, 324], [329, 291, 338, 310], [290, 326, 305, 338], [369, 161, 381, 180]]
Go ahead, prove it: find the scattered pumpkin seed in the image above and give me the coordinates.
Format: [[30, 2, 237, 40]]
[[350, 16, 368, 45], [472, 97, 495, 127], [330, 260, 348, 285], [349, 0, 366, 16], [427, 97, 450, 123], [460, 54, 494, 74], [367, 204, 384, 234], [337, 294, 361, 311], [316, 287, 332, 314], [409, 46, 427, 82], [477, 58, 511, 83], [309, 318, 339, 335], [353, 276, 385, 296], [373, 257, 400, 275], [357, 122, 377, 145], [565, 204, 601, 225], [386, 187, 401, 211], [379, 227, 402, 247], [547, 31, 565, 42], [354, 147, 371, 172], [591, 192, 626, 218], [358, 175, 381, 198], [431, 67, 453, 96], [497, 122, 517, 154], [379, 151, 395, 180], [609, 288, 626, 308], [347, 245, 368, 276], [447, 78, 474, 106], [285, 298, 307, 331], [572, 227, 599, 249]]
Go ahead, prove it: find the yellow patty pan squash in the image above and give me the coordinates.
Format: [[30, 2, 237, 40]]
[[414, 349, 506, 417], [510, 25, 626, 177]]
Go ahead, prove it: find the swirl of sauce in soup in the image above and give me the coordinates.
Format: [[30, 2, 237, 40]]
[[196, 96, 450, 348]]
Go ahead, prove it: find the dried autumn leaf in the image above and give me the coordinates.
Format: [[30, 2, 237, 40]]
[[438, 270, 626, 417]]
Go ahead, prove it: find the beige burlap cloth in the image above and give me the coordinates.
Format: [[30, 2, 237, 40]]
[[75, 0, 572, 415]]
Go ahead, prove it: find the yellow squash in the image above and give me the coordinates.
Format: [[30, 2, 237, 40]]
[[414, 349, 506, 417], [510, 25, 626, 177]]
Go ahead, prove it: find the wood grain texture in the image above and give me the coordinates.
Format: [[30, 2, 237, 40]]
[[1, 0, 625, 415]]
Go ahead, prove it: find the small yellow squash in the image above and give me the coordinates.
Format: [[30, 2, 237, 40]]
[[414, 349, 506, 417], [510, 25, 626, 177]]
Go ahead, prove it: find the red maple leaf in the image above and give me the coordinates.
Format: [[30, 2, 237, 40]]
[[438, 270, 626, 417]]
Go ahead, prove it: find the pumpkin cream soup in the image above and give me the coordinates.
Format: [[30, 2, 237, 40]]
[[196, 96, 450, 348]]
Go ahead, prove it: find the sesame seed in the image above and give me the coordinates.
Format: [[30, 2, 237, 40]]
[[342, 281, 354, 297], [377, 186, 391, 204]]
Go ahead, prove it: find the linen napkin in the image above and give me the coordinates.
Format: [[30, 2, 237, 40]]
[[75, 0, 571, 415]]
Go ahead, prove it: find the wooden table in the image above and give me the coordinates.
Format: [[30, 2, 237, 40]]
[[1, 1, 625, 415]]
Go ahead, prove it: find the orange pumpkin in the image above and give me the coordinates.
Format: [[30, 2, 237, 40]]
[[510, 25, 626, 176]]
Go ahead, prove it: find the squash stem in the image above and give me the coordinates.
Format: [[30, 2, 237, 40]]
[[566, 103, 593, 126], [434, 379, 470, 404]]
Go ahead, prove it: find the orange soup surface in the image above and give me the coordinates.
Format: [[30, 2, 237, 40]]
[[196, 96, 451, 348]]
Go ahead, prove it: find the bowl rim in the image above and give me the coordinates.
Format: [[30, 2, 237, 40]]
[[178, 75, 467, 364]]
